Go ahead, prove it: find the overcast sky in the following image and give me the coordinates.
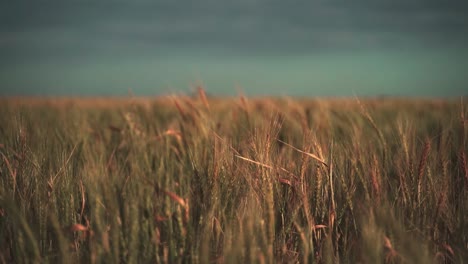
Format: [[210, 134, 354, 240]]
[[1, 0, 467, 96]]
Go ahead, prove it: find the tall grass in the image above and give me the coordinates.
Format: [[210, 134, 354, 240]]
[[0, 95, 466, 263]]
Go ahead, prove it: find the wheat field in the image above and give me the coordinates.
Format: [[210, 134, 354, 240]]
[[0, 93, 467, 263]]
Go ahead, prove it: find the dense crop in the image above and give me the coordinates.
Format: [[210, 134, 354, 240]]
[[0, 93, 467, 263]]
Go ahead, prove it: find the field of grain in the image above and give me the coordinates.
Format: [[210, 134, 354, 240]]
[[0, 93, 467, 263]]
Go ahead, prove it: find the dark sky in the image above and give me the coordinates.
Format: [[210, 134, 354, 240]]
[[1, 0, 468, 96]]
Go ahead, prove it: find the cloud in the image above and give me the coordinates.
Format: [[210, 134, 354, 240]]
[[1, 0, 467, 95], [1, 0, 468, 58]]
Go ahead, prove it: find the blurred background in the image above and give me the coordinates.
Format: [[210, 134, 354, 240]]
[[1, 0, 467, 97]]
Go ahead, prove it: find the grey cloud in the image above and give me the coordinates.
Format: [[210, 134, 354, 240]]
[[1, 0, 468, 57], [1, 0, 468, 96]]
